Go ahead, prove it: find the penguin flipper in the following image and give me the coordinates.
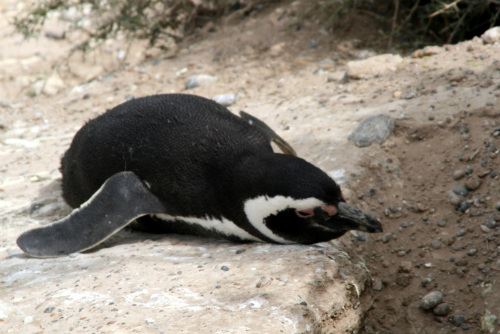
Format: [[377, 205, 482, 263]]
[[17, 171, 167, 258], [239, 111, 297, 156]]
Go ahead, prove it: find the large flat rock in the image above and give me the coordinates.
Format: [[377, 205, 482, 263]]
[[1, 236, 370, 333]]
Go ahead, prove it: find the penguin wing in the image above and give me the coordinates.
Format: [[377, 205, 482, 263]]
[[17, 172, 167, 258], [239, 111, 297, 156]]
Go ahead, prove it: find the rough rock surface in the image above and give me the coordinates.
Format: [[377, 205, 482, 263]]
[[347, 114, 395, 147], [2, 236, 370, 333]]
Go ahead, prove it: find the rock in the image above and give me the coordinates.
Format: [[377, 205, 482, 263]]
[[481, 310, 497, 333], [451, 314, 465, 326], [372, 278, 383, 291], [398, 261, 412, 273], [481, 27, 500, 44], [382, 233, 393, 243], [452, 170, 466, 180], [430, 240, 441, 250], [467, 248, 477, 256], [480, 225, 491, 233], [0, 239, 372, 333], [346, 54, 403, 79], [348, 114, 395, 147], [452, 185, 469, 196], [213, 94, 237, 106], [456, 229, 467, 237], [420, 291, 443, 310], [433, 303, 451, 316], [185, 74, 217, 89], [446, 190, 463, 206], [465, 177, 482, 191], [496, 201, 500, 212], [412, 45, 444, 58]]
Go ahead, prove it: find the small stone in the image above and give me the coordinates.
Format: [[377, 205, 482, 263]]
[[433, 303, 451, 316], [458, 201, 471, 213], [430, 240, 442, 250], [269, 42, 285, 57], [467, 248, 477, 256], [480, 225, 491, 233], [382, 260, 390, 268], [421, 277, 432, 287], [420, 291, 443, 310], [185, 74, 217, 89], [145, 318, 155, 324], [235, 249, 246, 254], [221, 265, 230, 271], [398, 261, 412, 273], [382, 233, 393, 243], [494, 201, 500, 211], [465, 177, 482, 191], [348, 114, 395, 147], [452, 170, 466, 180], [451, 314, 465, 326], [446, 190, 463, 206], [453, 185, 469, 196], [356, 234, 366, 242], [456, 229, 467, 237], [44, 306, 56, 313], [213, 94, 237, 106], [372, 278, 383, 291], [481, 27, 500, 44], [23, 316, 34, 324], [438, 220, 447, 227]]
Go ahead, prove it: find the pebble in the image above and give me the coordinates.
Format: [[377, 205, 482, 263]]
[[347, 114, 395, 147], [356, 234, 366, 242], [185, 74, 217, 89], [446, 190, 463, 206], [372, 278, 383, 291], [453, 185, 469, 196], [480, 225, 491, 233], [382, 233, 393, 243], [456, 229, 467, 237], [451, 314, 465, 326], [467, 248, 477, 256], [221, 265, 230, 271], [433, 303, 451, 316], [23, 316, 34, 324], [430, 240, 442, 250], [235, 249, 246, 254], [452, 170, 466, 180], [495, 201, 500, 211], [213, 93, 238, 106], [465, 177, 482, 191], [437, 220, 447, 227], [398, 261, 412, 273], [44, 306, 56, 313], [420, 291, 443, 310], [458, 201, 471, 213], [421, 277, 432, 287]]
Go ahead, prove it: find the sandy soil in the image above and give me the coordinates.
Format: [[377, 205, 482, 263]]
[[1, 1, 500, 333]]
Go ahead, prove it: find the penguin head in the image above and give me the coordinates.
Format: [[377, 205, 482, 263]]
[[242, 154, 382, 244]]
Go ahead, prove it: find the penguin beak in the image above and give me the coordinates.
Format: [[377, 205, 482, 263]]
[[317, 202, 382, 233], [334, 202, 383, 233]]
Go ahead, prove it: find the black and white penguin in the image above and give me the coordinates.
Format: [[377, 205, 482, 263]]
[[17, 94, 382, 257]]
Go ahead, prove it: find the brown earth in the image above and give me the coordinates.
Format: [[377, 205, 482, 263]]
[[1, 1, 500, 333]]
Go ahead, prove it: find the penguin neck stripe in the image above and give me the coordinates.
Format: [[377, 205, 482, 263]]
[[243, 196, 323, 244], [154, 213, 262, 242]]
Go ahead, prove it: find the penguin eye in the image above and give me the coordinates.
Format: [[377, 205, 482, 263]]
[[295, 209, 314, 218]]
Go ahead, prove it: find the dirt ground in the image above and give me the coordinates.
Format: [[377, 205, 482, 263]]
[[1, 1, 500, 333]]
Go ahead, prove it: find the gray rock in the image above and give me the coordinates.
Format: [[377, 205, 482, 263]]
[[433, 303, 451, 316], [456, 229, 467, 237], [382, 233, 393, 243], [481, 27, 500, 44], [420, 291, 443, 310], [452, 185, 469, 196], [348, 114, 395, 147], [185, 74, 217, 89], [451, 314, 465, 326]]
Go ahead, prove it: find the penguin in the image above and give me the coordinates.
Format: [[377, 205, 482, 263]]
[[17, 93, 382, 257]]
